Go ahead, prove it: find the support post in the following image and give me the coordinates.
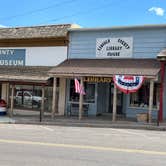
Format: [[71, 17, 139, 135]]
[[159, 62, 165, 122], [6, 83, 10, 108], [52, 77, 57, 118], [10, 84, 14, 117], [148, 79, 154, 123], [112, 84, 117, 122], [40, 85, 45, 122], [79, 77, 84, 120]]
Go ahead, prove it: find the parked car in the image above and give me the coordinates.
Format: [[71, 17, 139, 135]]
[[15, 91, 43, 107], [0, 99, 7, 115]]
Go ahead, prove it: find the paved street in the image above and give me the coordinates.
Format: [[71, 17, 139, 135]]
[[0, 124, 166, 166]]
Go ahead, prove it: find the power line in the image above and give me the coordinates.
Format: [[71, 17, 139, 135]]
[[0, 0, 78, 21], [37, 0, 120, 25]]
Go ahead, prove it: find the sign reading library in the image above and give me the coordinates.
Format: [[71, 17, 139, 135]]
[[96, 37, 133, 58], [0, 49, 25, 66]]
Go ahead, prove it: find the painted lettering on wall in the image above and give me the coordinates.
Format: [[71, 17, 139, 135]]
[[96, 37, 133, 58], [0, 49, 25, 66], [83, 77, 112, 83]]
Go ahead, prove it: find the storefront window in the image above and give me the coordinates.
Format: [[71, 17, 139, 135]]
[[10, 85, 53, 112], [130, 82, 160, 109], [69, 80, 95, 103], [13, 85, 42, 110]]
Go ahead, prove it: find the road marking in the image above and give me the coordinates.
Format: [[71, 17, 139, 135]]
[[0, 138, 166, 156], [110, 128, 151, 138], [40, 126, 54, 131]]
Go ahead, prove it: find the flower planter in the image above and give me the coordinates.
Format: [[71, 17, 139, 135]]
[[136, 113, 148, 122]]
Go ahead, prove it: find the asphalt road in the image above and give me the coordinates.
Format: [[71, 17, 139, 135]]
[[0, 124, 166, 166]]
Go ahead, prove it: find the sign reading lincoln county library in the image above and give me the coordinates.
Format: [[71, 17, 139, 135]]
[[96, 37, 133, 58], [0, 49, 25, 66]]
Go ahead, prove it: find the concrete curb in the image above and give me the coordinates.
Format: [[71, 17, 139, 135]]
[[10, 120, 166, 131], [1, 115, 165, 131]]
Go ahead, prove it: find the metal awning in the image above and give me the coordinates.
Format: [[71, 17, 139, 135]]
[[49, 58, 160, 78]]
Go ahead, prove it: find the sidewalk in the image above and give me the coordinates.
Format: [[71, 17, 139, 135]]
[[0, 116, 15, 123], [1, 114, 166, 131]]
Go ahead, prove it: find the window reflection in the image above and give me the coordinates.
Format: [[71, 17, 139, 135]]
[[10, 85, 52, 112]]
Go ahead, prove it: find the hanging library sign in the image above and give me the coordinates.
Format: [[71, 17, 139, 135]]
[[113, 75, 144, 94], [83, 77, 112, 83]]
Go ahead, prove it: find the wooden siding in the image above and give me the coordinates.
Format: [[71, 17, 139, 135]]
[[0, 37, 68, 47], [69, 28, 166, 59]]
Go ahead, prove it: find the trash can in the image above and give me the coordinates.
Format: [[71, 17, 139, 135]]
[[0, 99, 7, 115]]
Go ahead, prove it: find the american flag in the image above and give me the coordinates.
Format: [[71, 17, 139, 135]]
[[74, 78, 85, 95]]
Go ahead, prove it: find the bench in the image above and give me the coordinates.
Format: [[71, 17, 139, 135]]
[[67, 103, 89, 117]]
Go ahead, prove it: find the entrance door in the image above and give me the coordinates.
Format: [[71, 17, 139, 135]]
[[108, 83, 123, 114]]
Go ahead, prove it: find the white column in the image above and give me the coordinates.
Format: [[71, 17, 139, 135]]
[[10, 84, 15, 117], [52, 77, 57, 118], [58, 78, 66, 115], [148, 80, 154, 123], [79, 77, 84, 120], [112, 84, 117, 122]]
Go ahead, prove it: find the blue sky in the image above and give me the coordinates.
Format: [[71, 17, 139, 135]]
[[0, 0, 165, 28]]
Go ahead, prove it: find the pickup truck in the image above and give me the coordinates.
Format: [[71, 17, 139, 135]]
[[15, 91, 42, 107]]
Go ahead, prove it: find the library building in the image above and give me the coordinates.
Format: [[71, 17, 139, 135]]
[[50, 24, 166, 122]]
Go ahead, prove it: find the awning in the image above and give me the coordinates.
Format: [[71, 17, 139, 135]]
[[0, 66, 52, 83], [49, 59, 160, 78]]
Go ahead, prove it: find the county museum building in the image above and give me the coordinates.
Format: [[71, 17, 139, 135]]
[[0, 24, 79, 117]]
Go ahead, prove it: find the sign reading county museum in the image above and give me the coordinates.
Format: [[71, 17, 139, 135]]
[[0, 49, 25, 66], [96, 37, 133, 58]]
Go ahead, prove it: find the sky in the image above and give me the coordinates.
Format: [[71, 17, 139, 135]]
[[0, 0, 165, 28]]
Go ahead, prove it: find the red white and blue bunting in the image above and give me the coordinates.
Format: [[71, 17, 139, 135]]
[[113, 75, 144, 94]]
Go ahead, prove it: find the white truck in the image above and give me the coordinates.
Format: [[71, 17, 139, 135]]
[[15, 91, 42, 107]]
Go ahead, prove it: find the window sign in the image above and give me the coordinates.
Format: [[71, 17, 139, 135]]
[[0, 49, 25, 66], [96, 37, 133, 58]]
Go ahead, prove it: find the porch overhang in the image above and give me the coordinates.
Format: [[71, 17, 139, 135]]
[[0, 66, 52, 84], [49, 58, 160, 78]]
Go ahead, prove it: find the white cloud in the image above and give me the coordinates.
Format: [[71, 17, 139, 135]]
[[0, 24, 7, 28], [148, 7, 165, 16]]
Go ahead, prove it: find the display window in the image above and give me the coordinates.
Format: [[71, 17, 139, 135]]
[[69, 79, 95, 103], [130, 82, 160, 109], [10, 85, 53, 112]]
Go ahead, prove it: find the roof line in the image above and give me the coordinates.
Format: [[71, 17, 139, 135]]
[[0, 23, 73, 30], [69, 24, 166, 32]]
